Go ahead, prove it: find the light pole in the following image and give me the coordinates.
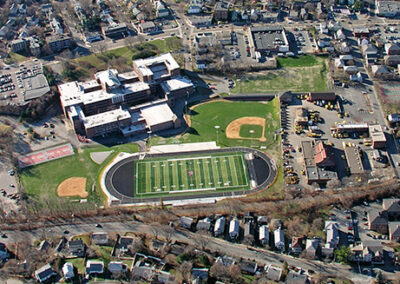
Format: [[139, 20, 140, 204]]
[[215, 125, 220, 145], [249, 129, 255, 148]]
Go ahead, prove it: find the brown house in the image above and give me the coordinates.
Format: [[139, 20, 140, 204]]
[[368, 210, 388, 234], [389, 222, 400, 241]]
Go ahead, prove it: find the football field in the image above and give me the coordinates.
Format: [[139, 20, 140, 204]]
[[134, 152, 250, 196]]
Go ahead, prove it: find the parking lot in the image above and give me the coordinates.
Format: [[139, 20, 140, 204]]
[[0, 60, 50, 106]]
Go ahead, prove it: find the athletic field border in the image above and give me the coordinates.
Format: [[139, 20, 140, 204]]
[[102, 147, 277, 206]]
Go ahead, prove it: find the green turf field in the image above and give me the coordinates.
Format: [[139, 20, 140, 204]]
[[134, 152, 250, 196]]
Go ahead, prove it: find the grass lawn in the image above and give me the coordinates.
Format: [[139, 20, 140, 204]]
[[232, 57, 328, 93], [277, 54, 321, 67], [239, 124, 263, 138], [5, 52, 28, 64], [73, 234, 91, 245], [74, 37, 182, 77], [19, 143, 138, 210], [69, 258, 86, 274], [92, 245, 113, 264], [150, 99, 281, 151]]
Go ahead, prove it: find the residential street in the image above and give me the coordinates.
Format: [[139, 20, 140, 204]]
[[1, 220, 376, 283]]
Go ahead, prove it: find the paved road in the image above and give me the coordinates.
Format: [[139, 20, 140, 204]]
[[1, 220, 372, 283]]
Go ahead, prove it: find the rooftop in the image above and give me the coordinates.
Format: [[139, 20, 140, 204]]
[[369, 124, 386, 143], [161, 77, 194, 93], [83, 108, 131, 129], [251, 26, 288, 51], [344, 146, 364, 175], [133, 53, 179, 78], [140, 101, 176, 127]]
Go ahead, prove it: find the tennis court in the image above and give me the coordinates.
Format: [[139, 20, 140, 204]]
[[134, 152, 250, 196]]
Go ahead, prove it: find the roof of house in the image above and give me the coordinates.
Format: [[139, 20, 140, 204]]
[[35, 264, 54, 281], [239, 260, 258, 274], [216, 255, 236, 267], [108, 261, 127, 272], [92, 232, 109, 242], [192, 268, 209, 280], [389, 222, 400, 237], [265, 265, 282, 281], [286, 270, 308, 284], [383, 198, 400, 212], [86, 260, 104, 274], [368, 210, 388, 225], [119, 236, 134, 248]]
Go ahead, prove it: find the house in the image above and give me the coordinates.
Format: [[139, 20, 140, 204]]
[[305, 239, 319, 258], [214, 1, 229, 21], [68, 239, 85, 257], [62, 262, 74, 280], [196, 217, 211, 231], [188, 15, 213, 27], [389, 222, 400, 241], [37, 240, 50, 252], [35, 264, 56, 283], [290, 236, 304, 255], [369, 124, 386, 149], [170, 243, 185, 255], [158, 271, 174, 283], [154, 1, 169, 18], [0, 242, 8, 261], [335, 29, 346, 40], [244, 221, 255, 244], [349, 72, 363, 83], [368, 210, 388, 234], [351, 241, 384, 264], [119, 236, 134, 254], [274, 228, 285, 251], [353, 27, 370, 38], [239, 260, 257, 274], [216, 255, 236, 267], [86, 260, 104, 275], [265, 265, 282, 282], [344, 66, 359, 75], [259, 225, 269, 245], [179, 216, 194, 229], [229, 219, 239, 239], [188, 0, 203, 14], [286, 270, 308, 284], [92, 232, 109, 245], [151, 239, 166, 252], [139, 22, 157, 34], [11, 39, 27, 53], [383, 198, 400, 219], [191, 268, 209, 283], [385, 55, 400, 67], [325, 221, 339, 248], [108, 261, 127, 274], [257, 216, 268, 225], [371, 65, 390, 78], [385, 43, 400, 55], [102, 23, 128, 38]]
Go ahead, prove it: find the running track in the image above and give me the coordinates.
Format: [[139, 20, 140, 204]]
[[18, 143, 74, 168]]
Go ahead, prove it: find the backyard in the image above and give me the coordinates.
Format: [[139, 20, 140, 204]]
[[232, 56, 328, 93], [19, 143, 138, 210]]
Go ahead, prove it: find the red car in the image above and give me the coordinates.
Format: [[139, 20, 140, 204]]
[[210, 86, 216, 90]]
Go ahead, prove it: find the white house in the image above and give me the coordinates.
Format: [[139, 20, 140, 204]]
[[259, 225, 269, 245], [62, 262, 75, 279], [325, 221, 339, 248], [187, 0, 203, 14], [35, 264, 56, 283], [229, 219, 240, 239], [274, 228, 285, 251], [86, 260, 104, 275], [214, 216, 225, 236]]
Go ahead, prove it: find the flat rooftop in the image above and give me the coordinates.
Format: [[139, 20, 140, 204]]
[[369, 124, 386, 143], [344, 146, 364, 175], [133, 53, 179, 78], [251, 26, 288, 51], [83, 108, 131, 129], [140, 102, 176, 127], [161, 77, 194, 93], [301, 140, 315, 167], [24, 73, 50, 100]]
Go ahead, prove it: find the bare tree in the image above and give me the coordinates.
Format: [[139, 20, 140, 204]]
[[124, 36, 136, 49], [327, 178, 342, 189], [210, 262, 230, 279], [178, 261, 193, 283], [193, 232, 210, 251]]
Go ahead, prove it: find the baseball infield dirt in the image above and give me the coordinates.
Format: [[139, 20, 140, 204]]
[[226, 117, 267, 142], [57, 177, 88, 198]]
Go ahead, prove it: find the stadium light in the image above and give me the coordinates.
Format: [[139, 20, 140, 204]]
[[215, 125, 220, 145]]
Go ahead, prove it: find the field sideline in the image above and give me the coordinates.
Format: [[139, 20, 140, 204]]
[[134, 152, 250, 196]]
